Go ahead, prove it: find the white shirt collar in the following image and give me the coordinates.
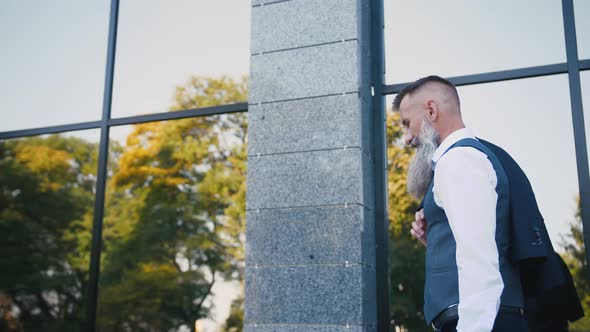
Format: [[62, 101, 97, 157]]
[[431, 127, 477, 165]]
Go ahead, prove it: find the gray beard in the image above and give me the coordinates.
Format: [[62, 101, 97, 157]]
[[406, 120, 440, 200]]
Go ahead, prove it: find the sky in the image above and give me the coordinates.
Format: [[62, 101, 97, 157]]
[[1, 1, 589, 331]]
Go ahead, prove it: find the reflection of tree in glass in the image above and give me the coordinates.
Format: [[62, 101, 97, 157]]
[[97, 76, 247, 332], [220, 296, 243, 332], [563, 198, 590, 332], [0, 134, 100, 331]]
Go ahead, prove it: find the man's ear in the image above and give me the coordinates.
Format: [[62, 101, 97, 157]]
[[426, 100, 438, 122]]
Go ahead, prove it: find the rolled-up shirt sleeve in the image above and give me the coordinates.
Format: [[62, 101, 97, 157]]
[[433, 147, 504, 332]]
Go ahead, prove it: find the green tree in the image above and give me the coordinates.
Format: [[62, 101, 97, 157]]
[[97, 75, 248, 332], [220, 293, 244, 332]]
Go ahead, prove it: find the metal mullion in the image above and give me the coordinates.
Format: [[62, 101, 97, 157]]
[[0, 121, 102, 140], [0, 104, 249, 141], [108, 102, 248, 127], [581, 59, 590, 70], [86, 0, 119, 330], [563, 0, 590, 277], [370, 0, 391, 330], [383, 63, 568, 95]]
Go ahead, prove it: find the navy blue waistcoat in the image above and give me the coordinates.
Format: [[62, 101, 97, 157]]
[[423, 138, 524, 324]]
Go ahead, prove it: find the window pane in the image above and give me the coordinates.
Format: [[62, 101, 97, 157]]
[[575, 0, 590, 60], [459, 75, 578, 247], [0, 129, 100, 330], [110, 0, 250, 118], [582, 70, 590, 180], [384, 0, 566, 84], [98, 112, 247, 331], [0, 2, 110, 131]]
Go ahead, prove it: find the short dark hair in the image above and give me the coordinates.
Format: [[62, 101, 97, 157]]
[[392, 75, 459, 111]]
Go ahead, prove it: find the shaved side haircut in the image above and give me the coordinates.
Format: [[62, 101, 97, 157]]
[[392, 75, 460, 111]]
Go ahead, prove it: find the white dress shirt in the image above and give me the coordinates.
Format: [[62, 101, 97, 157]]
[[431, 127, 504, 332]]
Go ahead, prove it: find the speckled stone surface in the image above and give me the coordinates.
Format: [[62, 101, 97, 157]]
[[247, 93, 370, 156], [249, 41, 359, 104], [246, 148, 373, 210], [251, 0, 357, 54], [244, 324, 376, 332], [246, 0, 380, 328], [244, 264, 376, 325], [246, 205, 375, 266]]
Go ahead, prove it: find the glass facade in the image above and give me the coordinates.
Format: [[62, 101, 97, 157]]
[[582, 70, 590, 185], [0, 1, 588, 331], [0, 1, 249, 330]]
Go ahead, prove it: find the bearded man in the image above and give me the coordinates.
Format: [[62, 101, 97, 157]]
[[393, 75, 528, 332]]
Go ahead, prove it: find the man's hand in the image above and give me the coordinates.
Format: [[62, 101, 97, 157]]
[[411, 209, 427, 246]]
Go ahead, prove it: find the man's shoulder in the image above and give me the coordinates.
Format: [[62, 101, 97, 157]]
[[435, 145, 495, 179], [438, 138, 492, 167]]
